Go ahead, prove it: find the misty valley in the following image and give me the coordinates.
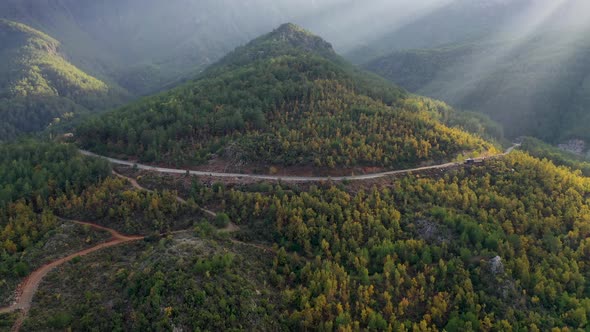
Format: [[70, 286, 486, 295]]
[[1, 1, 590, 331]]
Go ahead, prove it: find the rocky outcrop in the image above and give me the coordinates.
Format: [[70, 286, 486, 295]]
[[490, 256, 504, 274], [558, 139, 586, 156]]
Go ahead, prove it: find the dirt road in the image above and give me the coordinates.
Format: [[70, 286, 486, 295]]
[[0, 221, 143, 332], [82, 144, 520, 182], [0, 145, 520, 331], [112, 171, 219, 217]]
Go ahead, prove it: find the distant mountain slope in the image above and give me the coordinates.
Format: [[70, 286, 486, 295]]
[[347, 0, 590, 63], [346, 0, 536, 63], [76, 24, 496, 172], [0, 19, 126, 141], [365, 32, 590, 142]]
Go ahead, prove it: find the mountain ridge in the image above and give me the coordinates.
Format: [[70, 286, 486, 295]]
[[204, 22, 339, 74], [266, 23, 335, 55]]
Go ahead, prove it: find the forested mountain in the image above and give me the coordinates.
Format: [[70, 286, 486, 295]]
[[3, 0, 588, 98], [0, 19, 126, 141], [364, 32, 590, 142], [76, 24, 496, 171], [357, 0, 590, 147], [0, 0, 320, 95]]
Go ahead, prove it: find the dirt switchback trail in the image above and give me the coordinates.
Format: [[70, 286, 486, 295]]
[[113, 171, 222, 219], [0, 221, 143, 332], [114, 171, 252, 240], [83, 144, 521, 182], [114, 171, 271, 253], [112, 170, 188, 204]]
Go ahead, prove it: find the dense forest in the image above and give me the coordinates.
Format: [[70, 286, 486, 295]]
[[10, 149, 590, 331], [53, 177, 198, 235], [0, 141, 110, 208], [1, 5, 590, 330], [77, 24, 496, 170], [0, 19, 127, 141], [191, 152, 590, 330], [0, 141, 201, 313]]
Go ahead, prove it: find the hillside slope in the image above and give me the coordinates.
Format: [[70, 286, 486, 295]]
[[365, 33, 590, 143], [0, 19, 126, 141], [76, 24, 496, 173], [7, 146, 590, 331]]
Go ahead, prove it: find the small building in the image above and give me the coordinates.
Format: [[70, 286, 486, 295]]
[[465, 158, 485, 165]]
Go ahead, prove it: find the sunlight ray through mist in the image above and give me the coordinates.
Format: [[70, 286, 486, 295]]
[[420, 0, 588, 107]]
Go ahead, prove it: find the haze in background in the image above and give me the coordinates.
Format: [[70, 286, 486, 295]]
[[0, 0, 449, 95], [364, 0, 590, 142], [2, 0, 589, 141]]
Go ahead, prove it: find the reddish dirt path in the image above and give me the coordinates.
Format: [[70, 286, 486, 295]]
[[0, 220, 143, 332], [0, 171, 249, 331]]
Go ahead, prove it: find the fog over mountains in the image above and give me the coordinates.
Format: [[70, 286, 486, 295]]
[[0, 0, 478, 94], [2, 1, 587, 86]]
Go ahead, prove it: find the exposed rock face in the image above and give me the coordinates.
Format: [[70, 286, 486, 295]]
[[490, 255, 504, 274], [223, 142, 247, 169], [558, 139, 586, 155], [415, 219, 451, 244]]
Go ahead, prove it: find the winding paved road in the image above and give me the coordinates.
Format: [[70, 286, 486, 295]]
[[82, 144, 520, 182]]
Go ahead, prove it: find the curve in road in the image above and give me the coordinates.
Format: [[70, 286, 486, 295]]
[[0, 221, 143, 332], [81, 144, 520, 182]]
